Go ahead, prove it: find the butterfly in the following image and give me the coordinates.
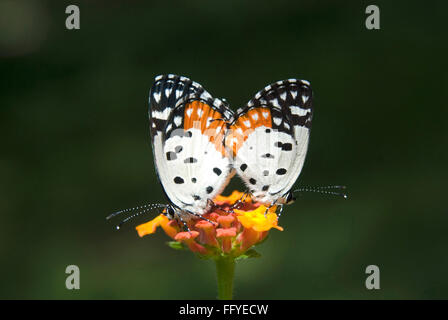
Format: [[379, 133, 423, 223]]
[[108, 75, 339, 229], [148, 74, 235, 222], [225, 79, 313, 214], [150, 75, 315, 220]]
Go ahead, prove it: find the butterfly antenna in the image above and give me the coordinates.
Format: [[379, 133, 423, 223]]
[[293, 185, 348, 199], [311, 185, 346, 190], [114, 204, 167, 230], [106, 203, 167, 220], [189, 212, 218, 226]]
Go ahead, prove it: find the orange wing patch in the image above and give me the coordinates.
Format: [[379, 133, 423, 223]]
[[226, 107, 272, 156], [184, 101, 227, 156]]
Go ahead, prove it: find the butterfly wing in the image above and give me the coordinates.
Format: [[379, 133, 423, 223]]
[[227, 79, 313, 204], [149, 74, 234, 215]]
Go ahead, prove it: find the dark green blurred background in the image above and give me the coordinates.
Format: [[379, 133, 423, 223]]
[[1, 0, 447, 299]]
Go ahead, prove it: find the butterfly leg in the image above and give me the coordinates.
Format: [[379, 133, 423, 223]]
[[241, 191, 251, 203], [176, 212, 192, 234], [229, 190, 250, 212], [264, 199, 279, 216], [277, 204, 284, 219], [187, 207, 218, 226]]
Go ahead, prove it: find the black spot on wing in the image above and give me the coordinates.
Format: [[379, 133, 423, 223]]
[[249, 178, 257, 185], [184, 157, 198, 164], [166, 152, 177, 161], [175, 145, 183, 153], [274, 141, 293, 151], [261, 153, 275, 159], [240, 164, 248, 172], [276, 168, 287, 175], [174, 176, 184, 184], [206, 186, 214, 194], [213, 168, 222, 176], [170, 129, 193, 138]]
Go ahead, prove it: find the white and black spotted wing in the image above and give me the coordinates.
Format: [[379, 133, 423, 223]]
[[149, 74, 234, 216], [226, 79, 313, 205]]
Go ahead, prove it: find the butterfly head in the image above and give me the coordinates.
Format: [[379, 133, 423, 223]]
[[165, 205, 177, 220], [272, 191, 296, 206], [283, 191, 296, 205]]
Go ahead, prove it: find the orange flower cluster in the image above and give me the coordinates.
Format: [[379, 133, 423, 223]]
[[136, 191, 283, 258]]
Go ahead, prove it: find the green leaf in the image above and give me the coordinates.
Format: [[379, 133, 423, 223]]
[[236, 248, 262, 260], [167, 241, 185, 250]]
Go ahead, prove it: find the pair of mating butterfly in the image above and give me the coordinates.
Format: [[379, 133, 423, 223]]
[[109, 74, 346, 229]]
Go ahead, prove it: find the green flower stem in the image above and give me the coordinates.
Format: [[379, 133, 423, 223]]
[[215, 256, 235, 300]]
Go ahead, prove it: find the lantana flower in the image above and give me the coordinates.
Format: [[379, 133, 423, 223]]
[[135, 190, 283, 299]]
